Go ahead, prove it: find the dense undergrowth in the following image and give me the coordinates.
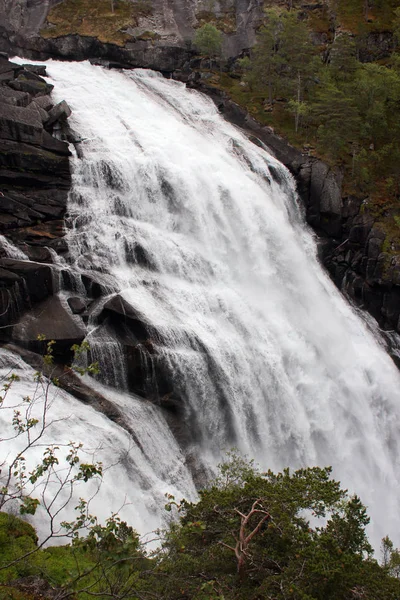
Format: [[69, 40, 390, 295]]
[[2, 457, 400, 600]]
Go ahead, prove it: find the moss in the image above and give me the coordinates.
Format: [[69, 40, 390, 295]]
[[137, 30, 161, 42], [195, 10, 237, 34], [41, 0, 153, 46], [0, 513, 41, 585]]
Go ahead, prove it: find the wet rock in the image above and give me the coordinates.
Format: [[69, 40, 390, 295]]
[[21, 244, 53, 263], [32, 94, 53, 111], [367, 233, 384, 259], [0, 258, 53, 302], [46, 99, 72, 127], [349, 214, 374, 245], [9, 71, 54, 96], [68, 296, 86, 314], [12, 295, 86, 355], [101, 294, 148, 340], [0, 139, 71, 189], [22, 63, 47, 76], [0, 103, 43, 145], [27, 100, 49, 124]]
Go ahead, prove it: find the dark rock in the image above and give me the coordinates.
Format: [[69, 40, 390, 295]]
[[67, 296, 86, 314], [46, 99, 72, 127], [367, 234, 384, 260], [22, 63, 47, 76], [0, 140, 71, 194], [0, 57, 22, 76], [0, 188, 68, 231], [12, 295, 86, 355], [81, 274, 105, 299], [0, 258, 53, 302], [9, 72, 53, 96], [6, 221, 65, 246], [101, 294, 148, 340], [0, 103, 43, 145], [382, 288, 400, 326], [349, 214, 374, 245], [32, 95, 53, 111], [41, 130, 70, 155], [0, 86, 30, 107], [27, 100, 49, 124], [21, 244, 53, 263]]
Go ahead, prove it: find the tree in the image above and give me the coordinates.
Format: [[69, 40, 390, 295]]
[[193, 23, 223, 67], [154, 454, 400, 599], [248, 10, 317, 130]]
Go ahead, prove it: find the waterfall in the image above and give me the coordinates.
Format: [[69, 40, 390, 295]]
[[7, 59, 400, 549]]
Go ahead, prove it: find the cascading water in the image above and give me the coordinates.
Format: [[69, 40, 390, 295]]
[[6, 59, 400, 549]]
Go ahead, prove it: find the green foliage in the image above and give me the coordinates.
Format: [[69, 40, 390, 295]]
[[2, 456, 400, 599], [194, 23, 223, 58], [219, 3, 400, 212], [151, 456, 400, 599]]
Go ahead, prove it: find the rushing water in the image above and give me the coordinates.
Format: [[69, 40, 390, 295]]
[[6, 59, 400, 549]]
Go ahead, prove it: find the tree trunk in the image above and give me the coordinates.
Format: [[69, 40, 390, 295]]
[[295, 71, 301, 133]]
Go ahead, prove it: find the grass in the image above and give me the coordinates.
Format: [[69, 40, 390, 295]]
[[41, 0, 153, 46]]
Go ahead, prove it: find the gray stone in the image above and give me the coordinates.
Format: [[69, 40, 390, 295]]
[[67, 296, 86, 314], [27, 100, 49, 124], [22, 63, 47, 77], [9, 73, 53, 97], [367, 236, 383, 259], [0, 87, 31, 107], [32, 94, 53, 111], [0, 258, 53, 303], [46, 100, 72, 126], [0, 103, 43, 145], [12, 295, 86, 349]]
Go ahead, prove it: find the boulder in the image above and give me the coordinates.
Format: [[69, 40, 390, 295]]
[[99, 295, 149, 341], [46, 100, 72, 127], [9, 72, 54, 96], [12, 295, 86, 355], [32, 95, 53, 111], [67, 296, 86, 314], [0, 86, 30, 107], [27, 100, 49, 124], [22, 63, 47, 77], [0, 258, 53, 302], [0, 103, 43, 145]]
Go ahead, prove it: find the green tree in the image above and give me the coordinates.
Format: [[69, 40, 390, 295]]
[[193, 23, 223, 67], [249, 10, 317, 130], [154, 454, 400, 599]]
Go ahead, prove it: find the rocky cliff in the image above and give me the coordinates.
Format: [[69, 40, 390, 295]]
[[0, 0, 264, 70]]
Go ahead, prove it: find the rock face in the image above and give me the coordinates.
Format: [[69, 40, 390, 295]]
[[0, 55, 75, 361], [0, 0, 263, 70]]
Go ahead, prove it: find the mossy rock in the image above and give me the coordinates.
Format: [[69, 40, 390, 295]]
[[41, 0, 153, 46], [0, 513, 38, 545]]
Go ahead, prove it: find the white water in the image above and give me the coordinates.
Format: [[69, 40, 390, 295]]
[[0, 348, 196, 541], [7, 59, 400, 549]]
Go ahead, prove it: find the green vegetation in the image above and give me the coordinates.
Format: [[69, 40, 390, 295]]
[[194, 24, 223, 63], [2, 453, 400, 599], [41, 0, 153, 46], [202, 2, 400, 254]]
